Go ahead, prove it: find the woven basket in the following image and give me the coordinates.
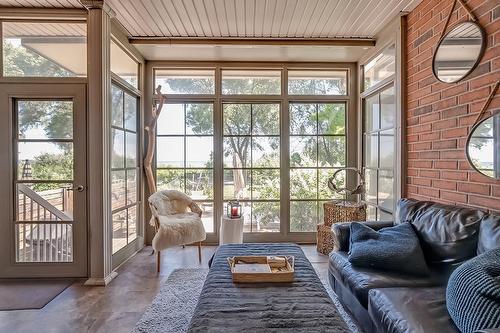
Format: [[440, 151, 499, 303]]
[[323, 201, 367, 227], [317, 201, 367, 254]]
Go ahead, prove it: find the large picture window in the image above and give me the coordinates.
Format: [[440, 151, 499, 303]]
[[110, 85, 139, 254], [289, 103, 346, 231], [153, 65, 353, 241], [2, 21, 87, 77], [223, 103, 280, 233], [363, 85, 396, 220], [155, 103, 214, 233]]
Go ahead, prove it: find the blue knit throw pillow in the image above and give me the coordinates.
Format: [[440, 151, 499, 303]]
[[348, 222, 429, 276], [446, 248, 500, 333]]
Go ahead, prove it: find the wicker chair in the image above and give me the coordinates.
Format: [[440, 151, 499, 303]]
[[148, 190, 206, 272]]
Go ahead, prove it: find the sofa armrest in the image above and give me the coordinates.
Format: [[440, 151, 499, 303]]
[[331, 220, 394, 251]]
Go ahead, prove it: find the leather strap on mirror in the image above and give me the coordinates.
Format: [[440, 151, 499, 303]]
[[472, 81, 500, 127], [438, 0, 478, 45]]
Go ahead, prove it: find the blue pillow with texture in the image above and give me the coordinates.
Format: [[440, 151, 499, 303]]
[[348, 222, 429, 276], [446, 248, 500, 333]]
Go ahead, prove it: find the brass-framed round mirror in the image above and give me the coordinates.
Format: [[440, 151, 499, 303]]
[[432, 21, 486, 84], [466, 82, 499, 179]]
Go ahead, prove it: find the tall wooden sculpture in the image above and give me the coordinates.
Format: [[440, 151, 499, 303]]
[[144, 86, 165, 205]]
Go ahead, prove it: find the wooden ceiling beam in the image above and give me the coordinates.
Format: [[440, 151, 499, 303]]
[[129, 37, 375, 47]]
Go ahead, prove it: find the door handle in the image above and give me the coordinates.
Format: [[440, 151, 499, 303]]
[[67, 185, 85, 192]]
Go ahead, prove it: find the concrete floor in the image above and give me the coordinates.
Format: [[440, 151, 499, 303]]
[[0, 244, 329, 333]]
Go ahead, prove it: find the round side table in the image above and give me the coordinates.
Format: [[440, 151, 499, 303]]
[[220, 216, 244, 245]]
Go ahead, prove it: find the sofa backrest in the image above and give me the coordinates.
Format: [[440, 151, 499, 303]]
[[395, 198, 485, 267], [477, 214, 500, 255]]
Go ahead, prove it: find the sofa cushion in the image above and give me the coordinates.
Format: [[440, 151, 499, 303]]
[[368, 287, 459, 333], [395, 198, 484, 266], [477, 214, 500, 254], [348, 222, 429, 276], [446, 248, 500, 333], [329, 251, 442, 308]]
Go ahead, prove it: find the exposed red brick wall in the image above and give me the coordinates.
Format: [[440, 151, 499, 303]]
[[405, 0, 500, 212]]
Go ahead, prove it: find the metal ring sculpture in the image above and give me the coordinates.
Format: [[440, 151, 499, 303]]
[[327, 167, 365, 196]]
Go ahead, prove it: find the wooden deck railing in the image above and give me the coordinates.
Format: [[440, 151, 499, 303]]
[[16, 184, 73, 262]]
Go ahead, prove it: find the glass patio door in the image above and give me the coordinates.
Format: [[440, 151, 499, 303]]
[[0, 83, 87, 278]]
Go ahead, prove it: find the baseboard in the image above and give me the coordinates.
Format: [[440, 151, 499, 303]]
[[84, 271, 118, 286]]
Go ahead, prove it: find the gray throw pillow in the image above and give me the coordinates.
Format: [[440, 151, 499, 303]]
[[348, 222, 429, 276]]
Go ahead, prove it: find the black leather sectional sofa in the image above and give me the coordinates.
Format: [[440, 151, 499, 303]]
[[328, 198, 500, 333]]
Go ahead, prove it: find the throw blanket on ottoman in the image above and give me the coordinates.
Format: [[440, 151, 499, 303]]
[[187, 243, 350, 333]]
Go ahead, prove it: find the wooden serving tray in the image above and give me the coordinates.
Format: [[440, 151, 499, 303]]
[[227, 255, 294, 283]]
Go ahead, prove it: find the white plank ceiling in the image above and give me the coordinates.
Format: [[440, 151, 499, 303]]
[[0, 0, 422, 38]]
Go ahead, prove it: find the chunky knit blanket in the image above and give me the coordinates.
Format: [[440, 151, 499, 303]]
[[187, 243, 350, 333]]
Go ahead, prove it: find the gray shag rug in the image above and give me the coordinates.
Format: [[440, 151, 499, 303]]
[[133, 268, 361, 333]]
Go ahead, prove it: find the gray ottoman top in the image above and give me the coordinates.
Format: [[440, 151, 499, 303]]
[[188, 243, 350, 333]]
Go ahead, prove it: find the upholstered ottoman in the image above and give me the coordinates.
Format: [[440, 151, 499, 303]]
[[188, 243, 350, 332]]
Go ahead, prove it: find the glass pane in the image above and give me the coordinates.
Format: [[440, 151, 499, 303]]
[[223, 104, 251, 135], [18, 100, 73, 140], [290, 103, 317, 135], [111, 170, 126, 210], [290, 136, 317, 167], [288, 70, 347, 95], [110, 40, 138, 88], [155, 69, 215, 94], [366, 205, 377, 220], [16, 183, 73, 221], [156, 169, 184, 191], [111, 86, 123, 127], [319, 169, 345, 200], [186, 136, 213, 168], [222, 70, 281, 95], [18, 142, 73, 181], [186, 169, 213, 200], [16, 223, 73, 262], [290, 201, 318, 232], [186, 103, 214, 135], [112, 209, 127, 254], [365, 94, 380, 132], [126, 169, 137, 205], [157, 137, 184, 167], [318, 103, 345, 135], [223, 137, 250, 168], [379, 130, 394, 169], [252, 104, 280, 135], [128, 206, 137, 242], [252, 169, 280, 200], [252, 137, 280, 167], [365, 169, 377, 204], [111, 129, 125, 169], [318, 136, 345, 167], [380, 86, 395, 129], [3, 22, 87, 77], [198, 201, 214, 233], [468, 138, 494, 176], [364, 134, 378, 168], [379, 170, 394, 212], [364, 44, 395, 90], [157, 104, 184, 135], [252, 202, 280, 232], [223, 169, 250, 200], [290, 169, 317, 199], [379, 209, 393, 220], [124, 93, 137, 131], [125, 132, 137, 168]]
